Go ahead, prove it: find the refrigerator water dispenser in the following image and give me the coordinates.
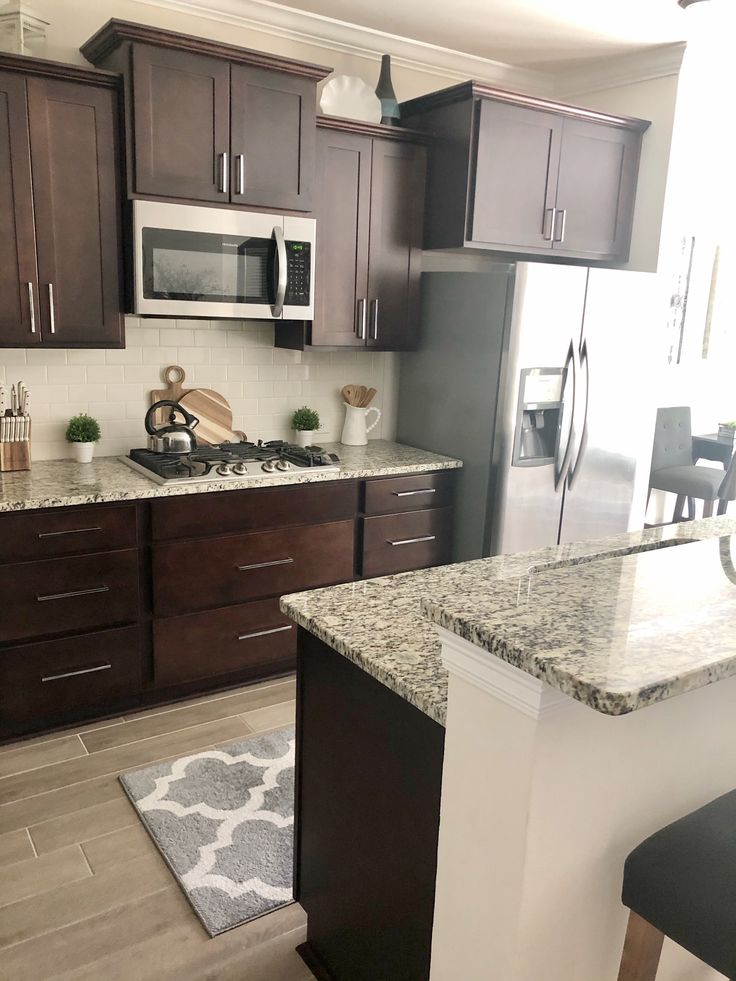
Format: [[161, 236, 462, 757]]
[[512, 367, 564, 466]]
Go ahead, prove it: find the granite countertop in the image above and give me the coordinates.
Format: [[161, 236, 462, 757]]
[[0, 441, 461, 513], [281, 517, 736, 725]]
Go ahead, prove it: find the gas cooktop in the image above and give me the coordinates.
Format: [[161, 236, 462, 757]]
[[121, 440, 341, 485]]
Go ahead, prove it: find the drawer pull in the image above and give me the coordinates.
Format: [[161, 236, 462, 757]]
[[37, 526, 102, 540], [393, 489, 436, 497], [42, 663, 112, 683], [237, 557, 293, 572], [387, 535, 437, 547], [237, 624, 293, 642], [36, 585, 109, 602]]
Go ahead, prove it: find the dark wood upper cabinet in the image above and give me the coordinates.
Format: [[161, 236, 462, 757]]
[[277, 117, 426, 352], [0, 70, 38, 346], [132, 44, 230, 202], [82, 20, 331, 213], [401, 80, 650, 263], [0, 55, 124, 349]]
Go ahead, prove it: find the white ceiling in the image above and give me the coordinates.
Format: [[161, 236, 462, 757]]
[[272, 0, 691, 71]]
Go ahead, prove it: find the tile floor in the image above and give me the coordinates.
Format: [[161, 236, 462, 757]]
[[0, 676, 313, 981]]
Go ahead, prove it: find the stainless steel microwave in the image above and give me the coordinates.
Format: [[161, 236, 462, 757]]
[[132, 201, 315, 320]]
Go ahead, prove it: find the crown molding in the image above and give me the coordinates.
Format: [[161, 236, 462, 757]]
[[553, 42, 686, 99], [437, 627, 572, 721], [131, 0, 554, 94]]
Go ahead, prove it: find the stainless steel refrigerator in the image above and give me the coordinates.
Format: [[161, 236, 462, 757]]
[[396, 262, 660, 560]]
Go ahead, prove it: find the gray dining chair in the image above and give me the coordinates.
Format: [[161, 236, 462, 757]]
[[649, 407, 735, 521]]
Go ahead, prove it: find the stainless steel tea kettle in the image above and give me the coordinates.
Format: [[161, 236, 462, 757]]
[[145, 400, 199, 454]]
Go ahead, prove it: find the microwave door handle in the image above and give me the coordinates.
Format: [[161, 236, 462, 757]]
[[272, 226, 288, 318]]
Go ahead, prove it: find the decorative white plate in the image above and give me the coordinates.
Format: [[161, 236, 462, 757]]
[[320, 74, 381, 124]]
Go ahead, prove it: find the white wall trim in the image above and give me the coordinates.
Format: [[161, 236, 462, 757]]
[[554, 42, 686, 99], [131, 0, 554, 92], [436, 626, 571, 721]]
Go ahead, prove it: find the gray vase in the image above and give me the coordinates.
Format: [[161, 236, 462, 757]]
[[375, 55, 400, 126]]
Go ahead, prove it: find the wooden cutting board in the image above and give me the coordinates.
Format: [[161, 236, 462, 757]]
[[150, 365, 246, 445]]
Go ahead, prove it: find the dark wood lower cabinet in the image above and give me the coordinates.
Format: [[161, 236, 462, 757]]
[[295, 630, 445, 981]]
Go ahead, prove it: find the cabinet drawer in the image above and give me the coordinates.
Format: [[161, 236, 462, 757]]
[[361, 508, 452, 578], [0, 626, 142, 734], [153, 519, 355, 617], [0, 549, 140, 644], [0, 504, 137, 564], [154, 599, 296, 686], [152, 481, 358, 542], [363, 472, 455, 516]]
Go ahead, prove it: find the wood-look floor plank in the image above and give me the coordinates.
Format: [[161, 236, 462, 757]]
[[240, 700, 296, 733], [84, 680, 295, 753], [2, 885, 190, 980], [120, 676, 295, 722], [0, 719, 125, 756], [81, 822, 160, 874], [0, 845, 91, 909], [0, 828, 35, 868], [0, 853, 173, 950], [29, 797, 139, 856], [0, 717, 250, 805], [0, 775, 123, 837], [0, 735, 87, 779]]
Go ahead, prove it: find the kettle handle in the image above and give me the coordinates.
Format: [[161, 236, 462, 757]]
[[145, 400, 199, 436]]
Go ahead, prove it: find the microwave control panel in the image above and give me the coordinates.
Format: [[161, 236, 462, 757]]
[[284, 241, 311, 306]]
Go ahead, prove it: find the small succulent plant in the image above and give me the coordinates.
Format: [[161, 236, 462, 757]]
[[291, 406, 320, 432], [65, 413, 101, 443]]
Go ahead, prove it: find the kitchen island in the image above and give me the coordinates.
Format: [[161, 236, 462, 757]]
[[282, 516, 736, 981]]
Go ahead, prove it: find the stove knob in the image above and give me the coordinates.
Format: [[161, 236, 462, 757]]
[[232, 462, 248, 476], [261, 460, 276, 473], [275, 459, 291, 471], [216, 463, 232, 476]]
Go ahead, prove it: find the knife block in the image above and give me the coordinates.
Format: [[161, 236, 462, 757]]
[[0, 439, 31, 472]]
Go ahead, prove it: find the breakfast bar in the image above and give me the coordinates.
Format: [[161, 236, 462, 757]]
[[282, 517, 736, 981]]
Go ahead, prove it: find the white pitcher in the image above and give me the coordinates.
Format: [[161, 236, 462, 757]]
[[341, 403, 381, 446]]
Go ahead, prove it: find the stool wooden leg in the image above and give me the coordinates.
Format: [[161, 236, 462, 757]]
[[703, 499, 714, 518], [673, 495, 686, 522], [617, 910, 664, 981]]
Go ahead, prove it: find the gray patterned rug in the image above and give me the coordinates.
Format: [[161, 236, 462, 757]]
[[120, 726, 295, 936]]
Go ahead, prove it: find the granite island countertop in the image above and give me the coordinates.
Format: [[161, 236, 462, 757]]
[[281, 517, 736, 725], [0, 440, 461, 513]]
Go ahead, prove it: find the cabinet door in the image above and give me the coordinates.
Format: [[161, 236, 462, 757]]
[[310, 129, 371, 347], [469, 99, 561, 251], [230, 65, 315, 211], [132, 44, 230, 202], [27, 77, 123, 347], [553, 119, 640, 259], [0, 71, 39, 347], [366, 139, 426, 351]]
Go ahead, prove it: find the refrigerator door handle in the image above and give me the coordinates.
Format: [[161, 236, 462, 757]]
[[568, 337, 590, 489], [554, 339, 577, 491]]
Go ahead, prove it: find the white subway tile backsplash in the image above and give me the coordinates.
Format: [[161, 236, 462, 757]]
[[6, 316, 397, 460]]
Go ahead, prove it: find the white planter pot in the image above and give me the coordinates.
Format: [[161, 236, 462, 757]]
[[71, 441, 95, 464], [293, 429, 317, 447]]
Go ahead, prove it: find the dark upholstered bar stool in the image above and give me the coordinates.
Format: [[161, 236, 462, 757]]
[[617, 791, 736, 980]]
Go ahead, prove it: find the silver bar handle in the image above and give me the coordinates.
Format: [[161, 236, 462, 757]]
[[356, 298, 367, 340], [37, 585, 109, 602], [48, 283, 56, 334], [542, 207, 556, 242], [38, 525, 102, 540], [235, 154, 245, 195], [370, 299, 379, 341], [27, 282, 36, 334], [238, 624, 293, 642], [272, 226, 288, 318], [554, 339, 578, 491], [219, 152, 229, 194], [237, 557, 293, 572], [568, 337, 590, 489], [43, 663, 111, 683], [553, 208, 567, 244], [388, 535, 436, 547], [394, 488, 436, 498]]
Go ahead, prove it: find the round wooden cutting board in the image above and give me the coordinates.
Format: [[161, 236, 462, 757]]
[[179, 388, 239, 446]]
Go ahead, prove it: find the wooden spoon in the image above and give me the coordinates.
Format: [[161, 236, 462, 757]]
[[361, 387, 377, 407], [353, 385, 368, 407], [342, 384, 360, 406]]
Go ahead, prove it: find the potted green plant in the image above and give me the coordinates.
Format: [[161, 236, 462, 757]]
[[66, 413, 101, 464], [718, 420, 736, 445], [291, 406, 320, 448]]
